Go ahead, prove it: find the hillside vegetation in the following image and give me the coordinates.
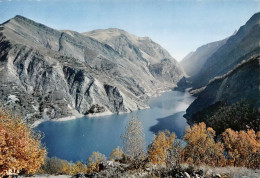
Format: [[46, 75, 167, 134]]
[[1, 113, 259, 177]]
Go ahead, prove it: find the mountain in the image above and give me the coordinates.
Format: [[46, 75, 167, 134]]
[[0, 15, 184, 125], [184, 12, 260, 128], [180, 38, 228, 77], [185, 55, 260, 119], [190, 12, 260, 89], [83, 28, 183, 83]]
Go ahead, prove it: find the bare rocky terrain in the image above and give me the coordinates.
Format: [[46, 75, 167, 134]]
[[0, 15, 184, 125]]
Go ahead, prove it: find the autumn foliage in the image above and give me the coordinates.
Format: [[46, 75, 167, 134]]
[[222, 129, 260, 168], [147, 123, 259, 169], [183, 123, 225, 167], [110, 146, 124, 161], [2, 104, 258, 177], [148, 131, 176, 165], [0, 109, 46, 176], [87, 151, 106, 174]]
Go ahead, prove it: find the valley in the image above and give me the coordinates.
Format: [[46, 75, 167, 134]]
[[0, 7, 259, 177]]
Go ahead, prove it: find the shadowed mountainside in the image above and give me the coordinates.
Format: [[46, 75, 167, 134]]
[[189, 12, 260, 89]]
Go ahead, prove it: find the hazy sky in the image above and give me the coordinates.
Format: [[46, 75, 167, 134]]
[[0, 0, 259, 61]]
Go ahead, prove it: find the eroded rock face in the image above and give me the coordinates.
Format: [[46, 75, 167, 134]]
[[0, 16, 184, 124]]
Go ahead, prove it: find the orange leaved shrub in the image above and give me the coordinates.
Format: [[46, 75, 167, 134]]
[[222, 128, 260, 169], [183, 123, 225, 167], [0, 109, 46, 176], [148, 131, 176, 165]]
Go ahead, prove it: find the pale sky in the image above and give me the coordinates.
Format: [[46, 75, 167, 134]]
[[0, 0, 259, 61]]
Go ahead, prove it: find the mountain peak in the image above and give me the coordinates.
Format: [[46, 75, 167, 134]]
[[245, 12, 260, 26], [13, 15, 27, 20], [11, 15, 36, 24]]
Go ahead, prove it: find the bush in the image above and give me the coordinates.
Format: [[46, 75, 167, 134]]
[[110, 146, 124, 161], [87, 152, 106, 174], [222, 129, 260, 169], [38, 157, 89, 175], [70, 161, 88, 175], [183, 123, 225, 167], [148, 130, 176, 165], [38, 157, 64, 174], [0, 109, 46, 176]]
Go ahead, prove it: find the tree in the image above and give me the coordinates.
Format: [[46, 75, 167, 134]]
[[192, 101, 260, 135], [148, 131, 176, 165], [110, 146, 124, 161], [222, 128, 260, 168], [0, 109, 46, 176], [87, 152, 106, 174], [38, 157, 64, 175], [70, 162, 88, 175], [38, 157, 89, 175], [87, 151, 106, 165], [121, 116, 145, 159], [183, 122, 225, 167]]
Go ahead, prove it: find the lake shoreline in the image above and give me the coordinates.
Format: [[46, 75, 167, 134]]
[[35, 90, 195, 162], [32, 88, 174, 128]]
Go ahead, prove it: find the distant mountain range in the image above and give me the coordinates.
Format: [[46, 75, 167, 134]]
[[0, 15, 183, 125], [180, 12, 260, 126]]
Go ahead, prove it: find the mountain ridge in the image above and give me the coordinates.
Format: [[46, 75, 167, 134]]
[[190, 12, 260, 89], [0, 15, 184, 125], [183, 12, 260, 126]]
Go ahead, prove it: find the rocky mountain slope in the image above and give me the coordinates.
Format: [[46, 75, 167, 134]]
[[183, 13, 260, 123], [185, 55, 260, 119], [0, 15, 184, 125], [180, 38, 228, 77], [190, 12, 260, 89], [84, 28, 182, 83]]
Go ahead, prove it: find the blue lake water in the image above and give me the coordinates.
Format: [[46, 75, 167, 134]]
[[36, 90, 195, 162]]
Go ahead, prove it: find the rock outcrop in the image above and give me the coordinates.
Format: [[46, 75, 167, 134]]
[[0, 16, 184, 125]]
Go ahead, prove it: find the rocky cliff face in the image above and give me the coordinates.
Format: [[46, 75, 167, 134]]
[[0, 16, 184, 125], [185, 55, 260, 119], [190, 12, 260, 89]]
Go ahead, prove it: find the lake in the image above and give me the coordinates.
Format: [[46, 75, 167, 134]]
[[36, 90, 195, 162]]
